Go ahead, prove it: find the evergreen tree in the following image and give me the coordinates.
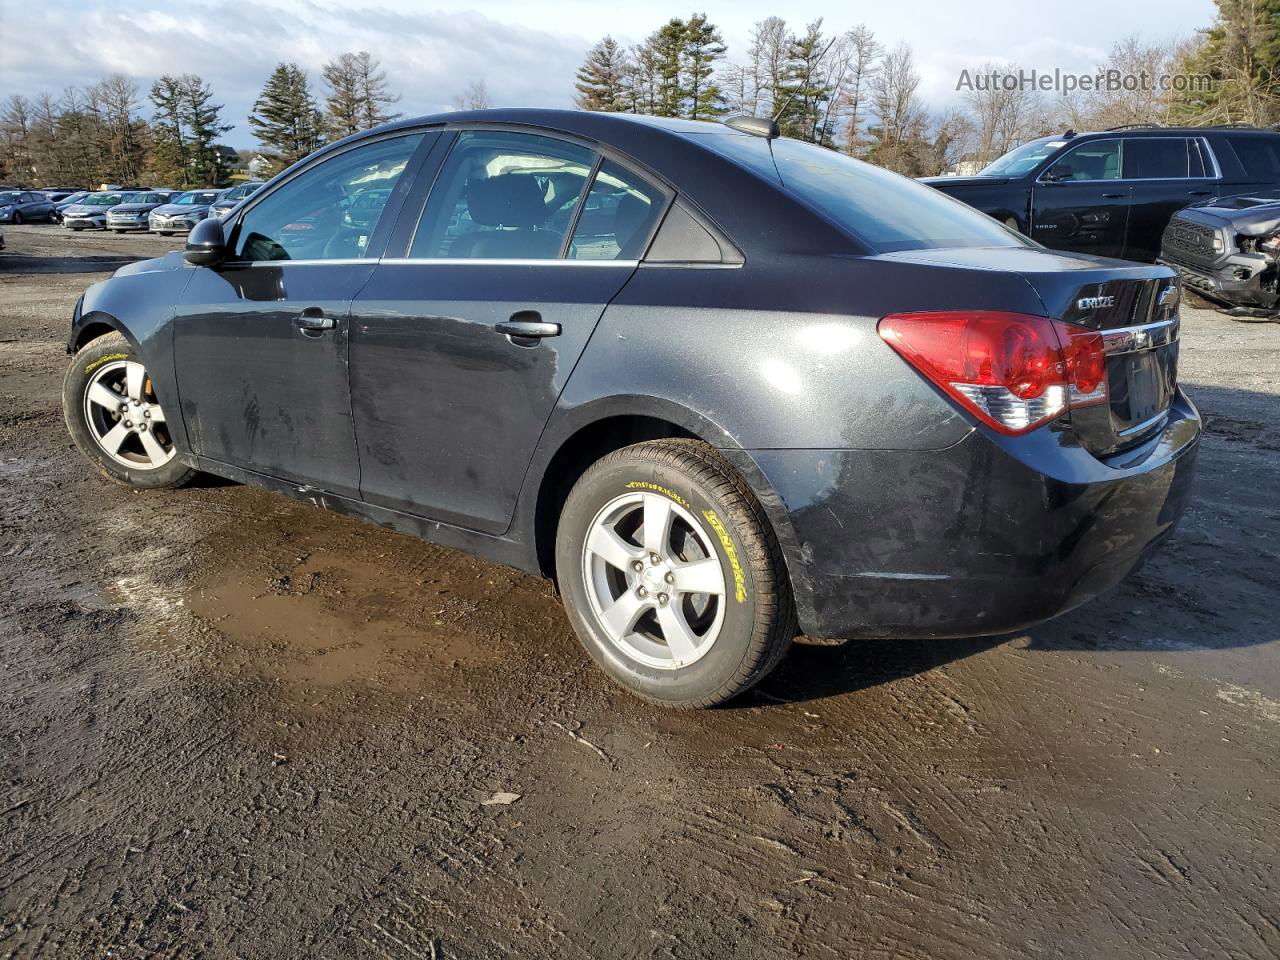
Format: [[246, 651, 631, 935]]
[[148, 76, 189, 185], [1181, 0, 1280, 125], [648, 18, 688, 117], [683, 14, 727, 120], [250, 63, 324, 174], [776, 20, 833, 141], [181, 76, 233, 185], [575, 36, 631, 111]]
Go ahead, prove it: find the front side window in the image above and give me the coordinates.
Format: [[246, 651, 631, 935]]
[[1044, 140, 1122, 182], [234, 133, 422, 261], [568, 160, 665, 260], [759, 137, 1022, 253], [409, 131, 595, 259]]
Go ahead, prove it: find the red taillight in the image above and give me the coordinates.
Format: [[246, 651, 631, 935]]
[[878, 311, 1108, 435]]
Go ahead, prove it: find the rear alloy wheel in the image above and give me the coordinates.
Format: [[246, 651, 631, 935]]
[[556, 439, 796, 707], [62, 332, 197, 489]]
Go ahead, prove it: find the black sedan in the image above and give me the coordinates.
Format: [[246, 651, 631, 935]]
[[61, 109, 1200, 707], [0, 190, 56, 223]]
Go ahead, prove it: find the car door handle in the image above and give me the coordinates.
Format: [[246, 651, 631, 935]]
[[494, 313, 560, 340], [294, 308, 335, 334], [1187, 190, 1213, 197], [1101, 192, 1127, 199]]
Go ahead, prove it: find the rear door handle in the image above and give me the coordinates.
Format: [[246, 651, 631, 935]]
[[294, 307, 335, 334], [1101, 192, 1127, 199], [1187, 190, 1213, 197], [495, 311, 560, 340]]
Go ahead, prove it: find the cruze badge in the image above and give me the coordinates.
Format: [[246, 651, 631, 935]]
[[1077, 295, 1116, 310]]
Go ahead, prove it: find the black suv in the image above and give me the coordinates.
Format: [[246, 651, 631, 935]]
[[923, 126, 1280, 263]]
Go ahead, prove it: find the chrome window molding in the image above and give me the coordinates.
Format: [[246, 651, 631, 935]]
[[377, 257, 640, 267], [1037, 136, 1223, 185]]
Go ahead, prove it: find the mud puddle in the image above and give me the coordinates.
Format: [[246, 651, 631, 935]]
[[181, 509, 571, 694]]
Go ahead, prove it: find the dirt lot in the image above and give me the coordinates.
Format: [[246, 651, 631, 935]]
[[1, 223, 1277, 959]]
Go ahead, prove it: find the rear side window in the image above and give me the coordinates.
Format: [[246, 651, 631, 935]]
[[568, 160, 665, 260], [1227, 136, 1280, 179], [1123, 138, 1195, 179], [410, 131, 595, 259], [764, 138, 1022, 253]]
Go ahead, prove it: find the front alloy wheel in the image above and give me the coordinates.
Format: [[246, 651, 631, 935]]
[[557, 439, 796, 707], [63, 331, 196, 489]]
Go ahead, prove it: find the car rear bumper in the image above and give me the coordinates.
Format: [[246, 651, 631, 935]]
[[746, 390, 1201, 639]]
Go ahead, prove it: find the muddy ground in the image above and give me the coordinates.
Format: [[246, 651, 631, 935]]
[[1, 223, 1277, 959]]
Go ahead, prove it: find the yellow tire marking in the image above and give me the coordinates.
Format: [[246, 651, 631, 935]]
[[84, 352, 128, 375]]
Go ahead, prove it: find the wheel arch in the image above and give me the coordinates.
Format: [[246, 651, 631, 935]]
[[69, 310, 135, 354], [520, 396, 811, 625]]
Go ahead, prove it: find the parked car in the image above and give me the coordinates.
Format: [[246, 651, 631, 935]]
[[52, 191, 90, 222], [42, 189, 82, 203], [61, 108, 1200, 707], [106, 191, 175, 233], [209, 181, 265, 219], [61, 192, 137, 230], [922, 125, 1280, 262], [147, 190, 223, 234], [1159, 190, 1280, 313], [0, 190, 56, 223]]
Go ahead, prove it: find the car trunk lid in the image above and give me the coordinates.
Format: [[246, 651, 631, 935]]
[[878, 247, 1180, 455]]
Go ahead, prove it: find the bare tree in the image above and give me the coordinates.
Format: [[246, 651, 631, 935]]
[[964, 61, 1044, 166], [452, 79, 491, 111], [748, 16, 791, 117], [838, 24, 881, 156], [867, 43, 930, 175]]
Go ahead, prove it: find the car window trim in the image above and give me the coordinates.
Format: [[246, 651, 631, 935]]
[[389, 122, 679, 264], [1038, 136, 1222, 184], [558, 153, 604, 259], [220, 128, 439, 266]]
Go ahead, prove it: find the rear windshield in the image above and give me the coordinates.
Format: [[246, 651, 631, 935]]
[[711, 136, 1022, 253]]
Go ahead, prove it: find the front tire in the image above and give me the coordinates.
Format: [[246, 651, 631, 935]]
[[62, 332, 197, 489], [12, 211, 22, 225], [556, 439, 796, 707]]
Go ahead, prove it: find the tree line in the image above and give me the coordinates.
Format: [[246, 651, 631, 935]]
[[0, 52, 406, 188], [576, 0, 1280, 176]]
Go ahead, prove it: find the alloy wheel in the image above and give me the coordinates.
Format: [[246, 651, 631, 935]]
[[581, 491, 727, 670], [82, 359, 176, 469]]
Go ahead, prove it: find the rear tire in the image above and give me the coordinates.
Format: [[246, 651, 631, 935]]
[[62, 332, 197, 489], [555, 439, 796, 707]]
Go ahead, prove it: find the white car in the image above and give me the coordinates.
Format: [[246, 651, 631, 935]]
[[61, 192, 136, 231]]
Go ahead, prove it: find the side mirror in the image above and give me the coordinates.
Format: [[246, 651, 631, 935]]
[[185, 217, 227, 266]]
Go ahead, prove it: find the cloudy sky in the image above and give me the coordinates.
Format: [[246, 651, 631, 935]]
[[1, 0, 1215, 149]]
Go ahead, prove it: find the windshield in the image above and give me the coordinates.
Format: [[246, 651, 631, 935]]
[[84, 194, 123, 205], [977, 138, 1067, 177], [176, 192, 218, 205], [127, 193, 161, 204], [745, 137, 1022, 253]]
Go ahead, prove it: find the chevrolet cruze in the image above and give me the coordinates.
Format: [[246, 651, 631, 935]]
[[62, 109, 1200, 706]]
